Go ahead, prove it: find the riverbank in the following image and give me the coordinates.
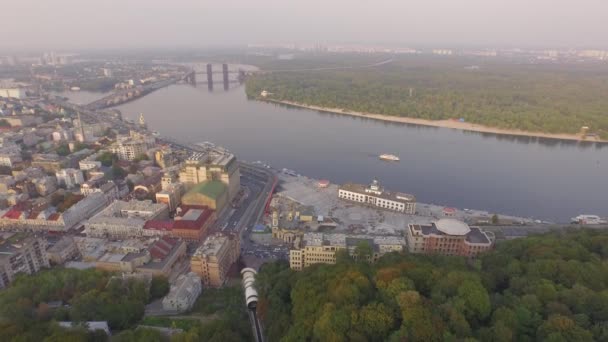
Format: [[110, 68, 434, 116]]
[[264, 98, 606, 143]]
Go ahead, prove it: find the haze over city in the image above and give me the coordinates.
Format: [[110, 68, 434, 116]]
[[2, 1, 608, 341], [2, 0, 608, 50]]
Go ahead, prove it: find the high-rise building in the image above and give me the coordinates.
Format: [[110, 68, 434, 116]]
[[0, 234, 49, 289], [406, 219, 494, 258], [55, 168, 85, 189], [178, 152, 240, 200], [190, 233, 240, 287]]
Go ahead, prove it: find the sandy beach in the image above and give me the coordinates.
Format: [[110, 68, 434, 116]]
[[265, 99, 606, 143]]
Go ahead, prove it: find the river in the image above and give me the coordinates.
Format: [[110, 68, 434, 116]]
[[58, 83, 608, 223]]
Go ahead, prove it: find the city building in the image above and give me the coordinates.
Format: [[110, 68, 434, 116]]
[[178, 152, 240, 200], [86, 200, 168, 238], [95, 236, 186, 278], [173, 205, 215, 241], [55, 168, 85, 189], [338, 179, 416, 214], [155, 183, 183, 212], [289, 232, 405, 271], [31, 176, 57, 196], [191, 233, 240, 288], [0, 88, 26, 99], [155, 148, 175, 169], [142, 205, 215, 241], [31, 153, 66, 172], [0, 152, 22, 167], [406, 219, 494, 258], [161, 272, 202, 312], [110, 132, 155, 161], [0, 192, 109, 231], [181, 180, 228, 212], [47, 236, 79, 265], [0, 234, 50, 289]]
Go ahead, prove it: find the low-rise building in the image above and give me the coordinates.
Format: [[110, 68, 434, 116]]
[[0, 152, 22, 167], [162, 272, 202, 312], [47, 236, 79, 265], [0, 234, 49, 289], [191, 233, 240, 288], [86, 200, 168, 238], [289, 232, 405, 271], [338, 179, 416, 214], [172, 205, 215, 241], [406, 219, 494, 258], [95, 237, 187, 278]]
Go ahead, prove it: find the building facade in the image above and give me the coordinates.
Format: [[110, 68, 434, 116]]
[[162, 272, 202, 312], [338, 179, 416, 214], [47, 236, 79, 265], [178, 152, 240, 200], [406, 219, 494, 258], [55, 168, 85, 189], [289, 232, 405, 271], [0, 235, 49, 289], [86, 200, 168, 238], [190, 233, 240, 287]]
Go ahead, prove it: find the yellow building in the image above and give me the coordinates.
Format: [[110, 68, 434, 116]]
[[190, 233, 240, 288], [181, 181, 227, 212], [178, 152, 240, 200], [289, 233, 405, 271]]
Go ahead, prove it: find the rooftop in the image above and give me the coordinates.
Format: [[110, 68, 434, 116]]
[[185, 181, 226, 200], [301, 232, 405, 248], [435, 219, 471, 235], [193, 233, 230, 258], [340, 182, 416, 203]]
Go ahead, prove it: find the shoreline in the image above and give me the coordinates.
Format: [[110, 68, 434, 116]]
[[264, 98, 607, 143]]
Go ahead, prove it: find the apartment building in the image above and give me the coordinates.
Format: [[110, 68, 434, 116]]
[[190, 233, 240, 287], [406, 219, 494, 258], [0, 234, 49, 289], [289, 232, 405, 271]]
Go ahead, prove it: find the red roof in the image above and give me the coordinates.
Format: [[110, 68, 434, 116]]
[[174, 205, 214, 231], [48, 213, 61, 221], [149, 236, 178, 260], [27, 211, 40, 220], [443, 207, 457, 213], [143, 220, 174, 231], [2, 209, 22, 220]]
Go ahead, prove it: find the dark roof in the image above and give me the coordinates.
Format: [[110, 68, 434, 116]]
[[143, 220, 174, 231], [149, 236, 178, 260]]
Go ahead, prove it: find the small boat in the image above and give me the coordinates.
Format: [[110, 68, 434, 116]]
[[571, 215, 607, 225], [379, 154, 400, 161]]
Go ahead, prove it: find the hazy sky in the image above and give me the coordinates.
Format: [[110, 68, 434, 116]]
[[1, 0, 607, 50]]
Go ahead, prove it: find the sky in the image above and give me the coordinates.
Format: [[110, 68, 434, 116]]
[[1, 0, 607, 50]]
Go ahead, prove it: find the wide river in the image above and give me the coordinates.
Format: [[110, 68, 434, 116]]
[[62, 84, 608, 223]]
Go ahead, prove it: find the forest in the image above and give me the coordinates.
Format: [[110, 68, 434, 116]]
[[0, 268, 251, 342], [256, 229, 608, 341], [245, 56, 608, 139]]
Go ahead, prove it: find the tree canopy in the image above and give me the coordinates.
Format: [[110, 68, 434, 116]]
[[256, 229, 608, 341], [246, 56, 608, 139]]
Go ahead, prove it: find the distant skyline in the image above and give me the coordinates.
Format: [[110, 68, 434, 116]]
[[2, 0, 608, 51]]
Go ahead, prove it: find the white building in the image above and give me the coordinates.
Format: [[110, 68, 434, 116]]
[[0, 88, 26, 99], [162, 272, 202, 312], [338, 179, 416, 214], [110, 133, 155, 161], [0, 152, 22, 167], [55, 168, 85, 189], [85, 200, 168, 238]]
